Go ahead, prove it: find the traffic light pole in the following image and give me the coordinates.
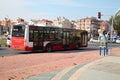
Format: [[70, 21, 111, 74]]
[[97, 12, 113, 55]]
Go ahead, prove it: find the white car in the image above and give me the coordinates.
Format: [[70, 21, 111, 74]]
[[116, 38, 120, 43]]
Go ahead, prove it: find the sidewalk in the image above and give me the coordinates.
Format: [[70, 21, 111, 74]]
[[70, 56, 120, 80], [26, 48, 120, 80]]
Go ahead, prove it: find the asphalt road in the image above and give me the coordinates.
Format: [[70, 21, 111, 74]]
[[0, 47, 29, 57], [0, 42, 120, 57], [0, 47, 93, 57]]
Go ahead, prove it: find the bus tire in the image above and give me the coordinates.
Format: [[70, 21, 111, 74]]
[[46, 44, 52, 52]]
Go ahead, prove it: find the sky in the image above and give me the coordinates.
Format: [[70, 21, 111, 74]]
[[0, 0, 120, 21]]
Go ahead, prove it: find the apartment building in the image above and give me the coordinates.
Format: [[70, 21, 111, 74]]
[[76, 17, 101, 39], [100, 21, 110, 33], [77, 17, 100, 32], [0, 18, 13, 34], [36, 19, 53, 26], [53, 17, 72, 28]]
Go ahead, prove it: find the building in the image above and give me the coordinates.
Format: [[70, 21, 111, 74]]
[[36, 19, 53, 26], [76, 17, 100, 32], [53, 17, 72, 28], [0, 18, 13, 35], [76, 17, 101, 39], [99, 21, 111, 40], [100, 21, 110, 33]]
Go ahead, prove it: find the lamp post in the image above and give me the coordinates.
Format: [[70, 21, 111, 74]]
[[115, 8, 120, 16]]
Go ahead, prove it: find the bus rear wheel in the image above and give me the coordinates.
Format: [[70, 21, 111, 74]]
[[46, 45, 52, 52]]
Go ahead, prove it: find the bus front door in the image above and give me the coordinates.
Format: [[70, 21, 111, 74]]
[[33, 30, 43, 51]]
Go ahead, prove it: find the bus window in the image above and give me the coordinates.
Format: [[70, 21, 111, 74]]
[[12, 25, 25, 37], [34, 31, 38, 40], [54, 29, 59, 39], [44, 28, 50, 40], [58, 29, 62, 40], [38, 31, 43, 39], [49, 28, 55, 40], [29, 30, 33, 42]]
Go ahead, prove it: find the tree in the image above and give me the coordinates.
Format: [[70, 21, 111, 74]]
[[109, 15, 120, 36]]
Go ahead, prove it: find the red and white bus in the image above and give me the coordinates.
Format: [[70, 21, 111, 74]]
[[10, 23, 88, 52]]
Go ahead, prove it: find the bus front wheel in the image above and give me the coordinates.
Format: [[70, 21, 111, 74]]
[[46, 45, 52, 52]]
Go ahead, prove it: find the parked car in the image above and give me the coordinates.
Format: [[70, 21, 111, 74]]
[[116, 38, 120, 43]]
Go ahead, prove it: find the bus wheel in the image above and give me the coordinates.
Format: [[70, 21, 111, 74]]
[[76, 44, 80, 49], [46, 45, 52, 52]]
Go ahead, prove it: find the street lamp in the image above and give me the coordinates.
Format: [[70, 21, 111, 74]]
[[115, 8, 120, 16]]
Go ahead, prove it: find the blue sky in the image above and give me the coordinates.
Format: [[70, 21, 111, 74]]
[[0, 0, 119, 21]]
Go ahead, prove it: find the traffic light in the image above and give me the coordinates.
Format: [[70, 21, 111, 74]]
[[98, 12, 101, 19]]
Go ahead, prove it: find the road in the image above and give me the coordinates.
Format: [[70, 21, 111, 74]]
[[0, 47, 29, 57], [0, 42, 120, 57], [0, 46, 102, 80], [88, 42, 120, 49]]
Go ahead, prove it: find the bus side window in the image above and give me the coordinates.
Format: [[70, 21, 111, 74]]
[[55, 29, 58, 40], [58, 30, 62, 40], [39, 31, 43, 39], [29, 30, 33, 42], [44, 29, 49, 40]]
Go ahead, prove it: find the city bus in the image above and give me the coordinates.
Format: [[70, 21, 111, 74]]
[[10, 23, 88, 52]]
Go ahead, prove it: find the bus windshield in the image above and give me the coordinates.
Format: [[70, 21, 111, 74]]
[[12, 25, 25, 37]]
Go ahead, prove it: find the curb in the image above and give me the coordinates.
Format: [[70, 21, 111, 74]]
[[68, 57, 107, 80]]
